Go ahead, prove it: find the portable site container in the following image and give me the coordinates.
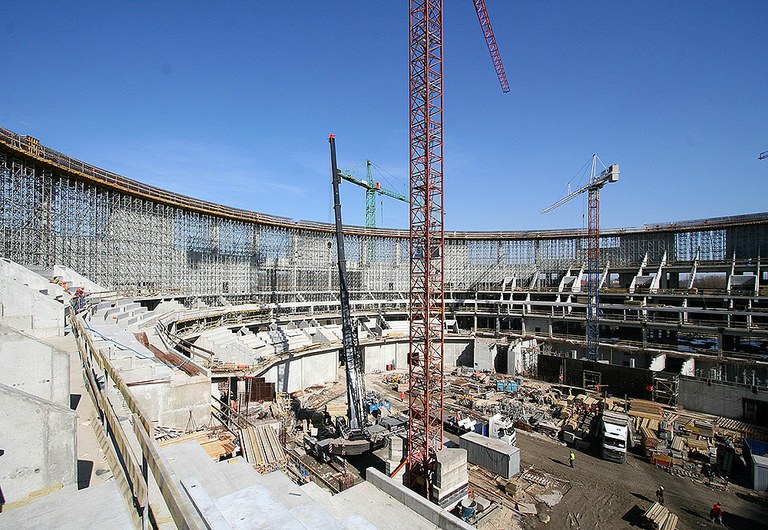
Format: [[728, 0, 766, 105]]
[[745, 439, 768, 491], [459, 431, 520, 478]]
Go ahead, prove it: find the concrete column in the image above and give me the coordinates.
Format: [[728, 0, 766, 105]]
[[681, 357, 695, 376]]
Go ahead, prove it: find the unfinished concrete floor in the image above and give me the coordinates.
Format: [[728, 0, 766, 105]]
[[49, 334, 115, 489]]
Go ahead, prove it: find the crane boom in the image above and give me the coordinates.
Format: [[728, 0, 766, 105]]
[[542, 164, 620, 214], [329, 134, 367, 433], [472, 0, 510, 93]]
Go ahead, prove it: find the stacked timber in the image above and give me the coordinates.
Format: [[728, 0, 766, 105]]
[[240, 423, 286, 473], [640, 427, 659, 457], [717, 417, 768, 442], [158, 430, 236, 460], [642, 502, 678, 530]]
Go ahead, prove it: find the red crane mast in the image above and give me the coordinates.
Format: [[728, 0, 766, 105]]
[[405, 0, 508, 498]]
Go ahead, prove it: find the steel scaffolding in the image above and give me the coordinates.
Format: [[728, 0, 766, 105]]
[[1, 127, 767, 301]]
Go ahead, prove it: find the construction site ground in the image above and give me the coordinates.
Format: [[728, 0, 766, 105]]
[[361, 372, 768, 530], [510, 429, 768, 530]]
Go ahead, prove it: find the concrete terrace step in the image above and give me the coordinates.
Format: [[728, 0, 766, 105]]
[[0, 480, 134, 529]]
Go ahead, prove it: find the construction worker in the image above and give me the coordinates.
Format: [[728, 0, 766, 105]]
[[569, 449, 575, 468], [710, 502, 724, 525], [656, 486, 664, 505]]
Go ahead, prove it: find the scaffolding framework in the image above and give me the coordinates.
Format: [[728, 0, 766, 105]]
[[0, 126, 766, 303]]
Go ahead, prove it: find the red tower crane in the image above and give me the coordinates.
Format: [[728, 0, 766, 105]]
[[542, 156, 620, 361], [404, 0, 509, 498]]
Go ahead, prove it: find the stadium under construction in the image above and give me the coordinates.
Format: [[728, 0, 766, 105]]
[[1, 124, 767, 528]]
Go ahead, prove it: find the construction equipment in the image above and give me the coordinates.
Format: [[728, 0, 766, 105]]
[[404, 0, 509, 499], [542, 155, 620, 360], [759, 150, 768, 160], [308, 134, 386, 458], [599, 410, 629, 463], [337, 161, 407, 228], [472, 0, 510, 93]]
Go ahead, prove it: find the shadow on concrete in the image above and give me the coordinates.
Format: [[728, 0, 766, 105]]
[[77, 459, 93, 490], [620, 505, 645, 527], [70, 393, 81, 410], [630, 492, 653, 504], [348, 450, 387, 479]]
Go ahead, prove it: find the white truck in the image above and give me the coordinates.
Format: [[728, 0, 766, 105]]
[[599, 410, 629, 463]]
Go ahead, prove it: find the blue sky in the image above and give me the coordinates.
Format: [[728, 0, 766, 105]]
[[2, 1, 766, 231]]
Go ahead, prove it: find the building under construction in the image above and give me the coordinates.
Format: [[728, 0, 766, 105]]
[[1, 124, 768, 529]]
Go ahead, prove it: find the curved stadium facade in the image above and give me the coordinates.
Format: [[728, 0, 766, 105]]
[[1, 126, 767, 372]]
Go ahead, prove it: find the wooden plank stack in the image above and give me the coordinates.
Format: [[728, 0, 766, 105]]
[[158, 429, 236, 460], [642, 502, 678, 530], [240, 423, 286, 472], [718, 416, 768, 443]]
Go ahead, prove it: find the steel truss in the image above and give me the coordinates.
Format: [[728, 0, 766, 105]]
[[407, 0, 445, 497]]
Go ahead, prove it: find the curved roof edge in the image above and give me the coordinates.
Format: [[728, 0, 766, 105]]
[[2, 125, 766, 240]]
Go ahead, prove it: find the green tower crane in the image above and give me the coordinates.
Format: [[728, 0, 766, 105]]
[[337, 160, 407, 228]]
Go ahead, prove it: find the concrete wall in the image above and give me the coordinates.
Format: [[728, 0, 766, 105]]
[[679, 377, 768, 419], [363, 343, 399, 372], [301, 351, 337, 389], [362, 340, 471, 373], [473, 337, 498, 371], [365, 468, 473, 530], [262, 350, 338, 394], [0, 325, 70, 407], [0, 259, 63, 296], [446, 341, 472, 368], [507, 339, 538, 374], [52, 265, 106, 293], [0, 276, 65, 338], [0, 383, 76, 508]]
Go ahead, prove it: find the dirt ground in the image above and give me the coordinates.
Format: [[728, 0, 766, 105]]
[[362, 372, 768, 529], [513, 430, 768, 530]]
